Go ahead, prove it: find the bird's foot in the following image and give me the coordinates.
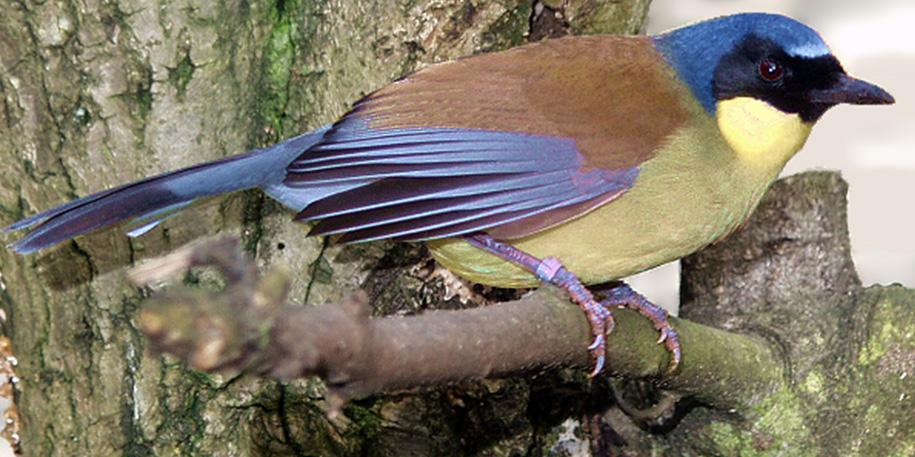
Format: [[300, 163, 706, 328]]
[[463, 234, 614, 376], [536, 257, 615, 376], [598, 283, 681, 375]]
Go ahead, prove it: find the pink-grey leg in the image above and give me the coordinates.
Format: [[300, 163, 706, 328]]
[[464, 233, 615, 376], [598, 282, 681, 374]]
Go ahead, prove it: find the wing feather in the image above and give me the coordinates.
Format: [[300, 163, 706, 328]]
[[306, 181, 576, 236], [281, 35, 687, 241]]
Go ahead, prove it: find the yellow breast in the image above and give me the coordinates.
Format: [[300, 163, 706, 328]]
[[716, 97, 813, 173]]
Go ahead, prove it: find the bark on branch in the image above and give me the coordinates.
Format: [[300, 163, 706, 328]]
[[133, 237, 783, 414]]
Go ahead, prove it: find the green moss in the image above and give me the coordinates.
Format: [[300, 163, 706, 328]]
[[114, 54, 155, 123], [479, 2, 532, 52], [135, 84, 153, 120], [538, 422, 565, 451], [702, 388, 816, 457], [892, 442, 915, 457], [801, 371, 826, 403], [259, 0, 306, 139], [168, 51, 196, 100], [751, 389, 815, 456], [265, 21, 293, 107], [858, 289, 915, 366], [254, 382, 352, 456], [567, 1, 650, 36], [708, 422, 757, 456], [148, 361, 229, 454], [843, 286, 915, 457], [701, 286, 915, 457], [342, 399, 383, 443]]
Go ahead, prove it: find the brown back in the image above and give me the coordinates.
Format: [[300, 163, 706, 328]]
[[355, 35, 690, 170]]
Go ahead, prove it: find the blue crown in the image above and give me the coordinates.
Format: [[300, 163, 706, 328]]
[[654, 13, 830, 113]]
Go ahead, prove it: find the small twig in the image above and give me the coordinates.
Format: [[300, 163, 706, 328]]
[[610, 380, 683, 428], [129, 237, 254, 287], [132, 237, 785, 414]]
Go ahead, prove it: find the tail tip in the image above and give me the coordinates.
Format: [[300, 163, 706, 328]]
[[4, 216, 41, 233], [7, 239, 36, 255]]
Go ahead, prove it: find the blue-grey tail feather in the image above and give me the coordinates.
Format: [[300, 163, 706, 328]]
[[6, 129, 328, 254]]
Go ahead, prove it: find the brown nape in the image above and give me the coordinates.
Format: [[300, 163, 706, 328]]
[[354, 36, 690, 170]]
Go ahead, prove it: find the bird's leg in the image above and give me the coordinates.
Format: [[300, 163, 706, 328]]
[[595, 282, 681, 374], [464, 233, 614, 376]]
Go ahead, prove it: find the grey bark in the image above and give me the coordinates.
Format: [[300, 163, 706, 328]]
[[0, 1, 653, 455]]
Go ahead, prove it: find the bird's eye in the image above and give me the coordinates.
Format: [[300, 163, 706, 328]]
[[758, 58, 785, 82]]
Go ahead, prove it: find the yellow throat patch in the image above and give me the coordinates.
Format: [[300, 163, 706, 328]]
[[716, 97, 813, 171]]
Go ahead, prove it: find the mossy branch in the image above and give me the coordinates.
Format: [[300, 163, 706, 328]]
[[133, 237, 783, 414]]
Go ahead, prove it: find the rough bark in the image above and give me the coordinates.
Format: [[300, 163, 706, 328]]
[[674, 172, 915, 457], [0, 1, 653, 455]]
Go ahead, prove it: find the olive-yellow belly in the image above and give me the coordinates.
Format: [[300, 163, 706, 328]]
[[428, 98, 811, 288]]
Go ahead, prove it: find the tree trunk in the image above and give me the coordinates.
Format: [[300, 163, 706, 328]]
[[2, 1, 912, 456], [0, 1, 652, 455]]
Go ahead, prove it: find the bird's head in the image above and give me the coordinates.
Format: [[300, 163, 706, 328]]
[[655, 13, 895, 121], [654, 13, 894, 169]]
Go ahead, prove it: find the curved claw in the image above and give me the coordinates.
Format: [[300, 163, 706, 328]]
[[666, 350, 682, 375], [582, 302, 615, 375], [588, 333, 605, 351], [663, 328, 682, 375], [599, 283, 682, 376], [589, 354, 606, 378]]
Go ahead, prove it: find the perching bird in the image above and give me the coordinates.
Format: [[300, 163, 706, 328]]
[[5, 13, 894, 376]]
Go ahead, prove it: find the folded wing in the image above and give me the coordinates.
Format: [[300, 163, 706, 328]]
[[286, 35, 687, 242]]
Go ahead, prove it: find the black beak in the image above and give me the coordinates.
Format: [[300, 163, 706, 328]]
[[809, 74, 895, 105]]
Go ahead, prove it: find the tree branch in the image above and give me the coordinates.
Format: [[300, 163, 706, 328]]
[[133, 237, 783, 414]]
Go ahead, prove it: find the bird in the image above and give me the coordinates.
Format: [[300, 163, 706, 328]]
[[4, 13, 894, 376]]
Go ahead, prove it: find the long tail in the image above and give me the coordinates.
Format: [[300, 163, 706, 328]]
[[6, 130, 327, 254]]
